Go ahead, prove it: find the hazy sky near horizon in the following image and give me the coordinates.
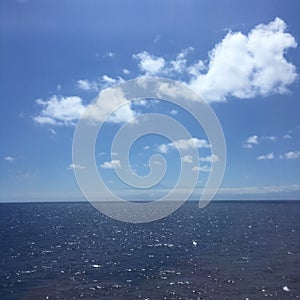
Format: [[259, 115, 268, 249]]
[[1, 0, 300, 202]]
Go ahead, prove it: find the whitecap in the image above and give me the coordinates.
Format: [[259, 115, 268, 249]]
[[282, 286, 290, 292], [91, 264, 102, 268]]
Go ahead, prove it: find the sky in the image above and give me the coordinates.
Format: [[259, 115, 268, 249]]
[[1, 0, 300, 202]]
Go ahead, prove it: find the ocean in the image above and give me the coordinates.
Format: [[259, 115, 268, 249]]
[[0, 201, 299, 299]]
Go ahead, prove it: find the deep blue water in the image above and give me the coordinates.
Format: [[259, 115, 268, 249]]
[[0, 201, 299, 299]]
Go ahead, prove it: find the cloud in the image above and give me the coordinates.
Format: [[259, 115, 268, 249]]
[[246, 135, 259, 144], [158, 144, 168, 154], [283, 134, 292, 139], [34, 88, 138, 126], [182, 155, 193, 163], [192, 165, 210, 172], [280, 151, 300, 159], [257, 152, 274, 160], [84, 88, 138, 124], [102, 75, 117, 84], [77, 76, 124, 92], [100, 160, 121, 169], [133, 47, 194, 77], [170, 47, 194, 74], [4, 156, 15, 162], [199, 154, 219, 162], [133, 18, 297, 102], [101, 75, 124, 88], [49, 128, 56, 135], [158, 138, 210, 153], [154, 34, 160, 44], [123, 69, 130, 75], [68, 163, 85, 170], [105, 51, 115, 58], [217, 184, 300, 195], [263, 136, 277, 141], [77, 79, 99, 91], [189, 18, 297, 101], [133, 51, 165, 75], [169, 109, 178, 116], [243, 135, 259, 148], [33, 96, 86, 126]]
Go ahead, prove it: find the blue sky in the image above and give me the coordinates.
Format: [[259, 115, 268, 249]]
[[1, 0, 300, 202]]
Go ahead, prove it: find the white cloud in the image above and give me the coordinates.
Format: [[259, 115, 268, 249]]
[[68, 163, 85, 170], [192, 165, 210, 172], [34, 88, 138, 126], [155, 81, 200, 102], [246, 135, 259, 144], [33, 116, 62, 126], [78, 76, 124, 92], [158, 144, 168, 154], [133, 51, 165, 75], [172, 138, 210, 150], [100, 160, 121, 169], [283, 134, 292, 139], [144, 146, 150, 150], [243, 135, 259, 148], [243, 143, 254, 149], [158, 138, 210, 153], [170, 47, 194, 74], [199, 154, 219, 163], [154, 34, 160, 44], [123, 69, 130, 75], [105, 51, 115, 58], [218, 184, 300, 195], [182, 155, 193, 163], [169, 109, 178, 116], [280, 151, 300, 159], [101, 75, 124, 88], [4, 156, 15, 162], [102, 75, 117, 84], [189, 18, 297, 102], [84, 88, 137, 124], [263, 136, 277, 141], [33, 96, 86, 126], [132, 18, 297, 103], [257, 152, 274, 160], [49, 128, 56, 135], [77, 79, 99, 91]]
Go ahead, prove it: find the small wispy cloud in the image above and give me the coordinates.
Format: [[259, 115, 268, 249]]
[[33, 96, 85, 126], [243, 135, 259, 148], [68, 163, 86, 170], [199, 154, 219, 163], [123, 69, 130, 75], [104, 51, 115, 58], [49, 128, 56, 135], [100, 160, 121, 169], [77, 79, 99, 91], [263, 136, 277, 142], [182, 155, 193, 163], [192, 165, 210, 172], [4, 156, 15, 162], [158, 138, 210, 154], [283, 134, 292, 139], [169, 109, 178, 116], [133, 51, 165, 75], [257, 152, 274, 160], [280, 151, 300, 160]]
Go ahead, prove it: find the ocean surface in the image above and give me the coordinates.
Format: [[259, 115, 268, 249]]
[[0, 201, 299, 300]]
